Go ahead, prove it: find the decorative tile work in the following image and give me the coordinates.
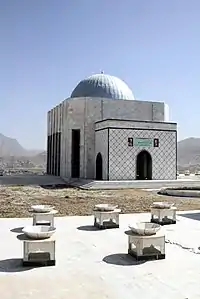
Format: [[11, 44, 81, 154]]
[[95, 129, 108, 180], [109, 129, 176, 180]]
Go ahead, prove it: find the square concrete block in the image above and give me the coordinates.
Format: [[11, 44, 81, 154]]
[[125, 230, 165, 261], [32, 210, 58, 226], [94, 209, 121, 229], [151, 207, 176, 225], [22, 236, 56, 266]]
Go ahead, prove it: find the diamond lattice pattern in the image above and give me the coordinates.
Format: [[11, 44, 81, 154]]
[[109, 128, 176, 180]]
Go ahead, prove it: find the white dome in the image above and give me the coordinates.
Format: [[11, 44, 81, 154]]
[[71, 73, 134, 100]]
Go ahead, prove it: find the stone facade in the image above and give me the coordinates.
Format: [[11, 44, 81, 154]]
[[95, 120, 177, 180], [47, 97, 177, 180]]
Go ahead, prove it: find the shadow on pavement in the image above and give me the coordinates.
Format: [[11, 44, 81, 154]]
[[179, 212, 200, 221], [77, 225, 101, 231], [10, 227, 24, 233], [103, 253, 146, 266], [0, 258, 34, 272]]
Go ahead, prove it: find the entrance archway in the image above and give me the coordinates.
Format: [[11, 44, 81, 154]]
[[96, 153, 103, 180], [136, 150, 152, 180]]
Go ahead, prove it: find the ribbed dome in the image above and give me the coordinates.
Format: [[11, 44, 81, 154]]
[[71, 74, 134, 100]]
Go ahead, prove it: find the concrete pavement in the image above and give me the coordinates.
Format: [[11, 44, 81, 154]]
[[1, 174, 200, 190], [0, 212, 200, 298], [67, 177, 200, 190]]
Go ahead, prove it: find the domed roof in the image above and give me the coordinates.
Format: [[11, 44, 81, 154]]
[[71, 73, 134, 100]]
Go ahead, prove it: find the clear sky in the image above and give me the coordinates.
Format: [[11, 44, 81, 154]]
[[0, 0, 200, 149]]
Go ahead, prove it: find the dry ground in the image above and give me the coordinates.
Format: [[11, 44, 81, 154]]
[[0, 185, 200, 218]]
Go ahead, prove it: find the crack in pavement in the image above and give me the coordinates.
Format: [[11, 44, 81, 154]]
[[166, 239, 200, 254]]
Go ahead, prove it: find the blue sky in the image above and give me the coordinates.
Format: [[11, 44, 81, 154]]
[[0, 0, 200, 149]]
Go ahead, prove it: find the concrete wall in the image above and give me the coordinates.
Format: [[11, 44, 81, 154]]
[[95, 129, 108, 180], [47, 103, 62, 175], [164, 104, 170, 122], [152, 102, 165, 121], [59, 98, 85, 178], [47, 97, 170, 179], [95, 119, 176, 131]]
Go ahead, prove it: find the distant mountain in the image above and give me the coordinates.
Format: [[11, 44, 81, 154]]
[[29, 151, 47, 165], [1, 132, 200, 171], [0, 133, 44, 157], [178, 137, 200, 169]]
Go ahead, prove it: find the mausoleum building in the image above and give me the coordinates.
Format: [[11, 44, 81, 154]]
[[46, 73, 177, 180]]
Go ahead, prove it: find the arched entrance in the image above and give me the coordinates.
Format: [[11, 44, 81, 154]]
[[96, 153, 103, 180], [136, 150, 152, 180]]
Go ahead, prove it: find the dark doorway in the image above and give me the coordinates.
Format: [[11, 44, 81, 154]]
[[57, 132, 61, 176], [46, 135, 51, 174], [49, 135, 52, 175], [71, 129, 80, 178], [54, 132, 61, 176], [136, 150, 152, 180], [54, 133, 58, 176], [52, 133, 55, 175], [96, 153, 103, 180]]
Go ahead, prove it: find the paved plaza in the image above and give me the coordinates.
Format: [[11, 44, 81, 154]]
[[0, 211, 200, 298]]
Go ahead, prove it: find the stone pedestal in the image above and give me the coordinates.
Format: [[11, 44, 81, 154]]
[[151, 207, 176, 225], [125, 230, 165, 261], [20, 234, 56, 266], [94, 209, 121, 229], [32, 210, 58, 226]]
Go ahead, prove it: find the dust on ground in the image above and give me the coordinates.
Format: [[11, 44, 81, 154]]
[[0, 185, 200, 218]]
